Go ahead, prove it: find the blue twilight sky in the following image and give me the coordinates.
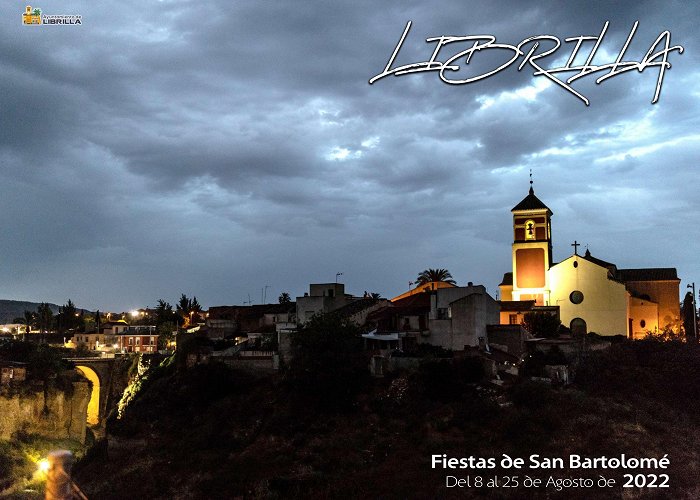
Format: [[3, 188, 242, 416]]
[[0, 0, 698, 311]]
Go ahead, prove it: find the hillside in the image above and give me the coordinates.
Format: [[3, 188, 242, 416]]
[[75, 340, 700, 499], [0, 300, 61, 324]]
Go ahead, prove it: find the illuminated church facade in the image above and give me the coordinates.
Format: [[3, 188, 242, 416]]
[[499, 185, 680, 338]]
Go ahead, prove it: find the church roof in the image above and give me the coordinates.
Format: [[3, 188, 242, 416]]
[[392, 292, 431, 309], [391, 281, 456, 302], [499, 300, 535, 311], [511, 187, 552, 213], [581, 250, 617, 270], [616, 268, 679, 282]]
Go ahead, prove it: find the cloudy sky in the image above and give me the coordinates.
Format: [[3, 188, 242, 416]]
[[1, 0, 698, 311]]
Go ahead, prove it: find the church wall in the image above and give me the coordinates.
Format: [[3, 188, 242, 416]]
[[549, 257, 628, 336], [628, 297, 659, 339], [623, 280, 680, 328], [499, 285, 513, 301]]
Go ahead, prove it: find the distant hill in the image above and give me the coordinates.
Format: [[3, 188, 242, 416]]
[[0, 300, 62, 324]]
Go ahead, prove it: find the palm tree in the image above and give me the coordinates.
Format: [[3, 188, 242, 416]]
[[415, 268, 456, 286]]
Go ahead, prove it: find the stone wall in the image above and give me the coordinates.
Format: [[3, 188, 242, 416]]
[[0, 381, 89, 443]]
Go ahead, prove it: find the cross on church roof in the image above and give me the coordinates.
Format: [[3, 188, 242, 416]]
[[571, 240, 580, 255]]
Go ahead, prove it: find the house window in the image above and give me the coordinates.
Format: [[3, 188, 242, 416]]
[[128, 337, 133, 345], [136, 337, 140, 345], [437, 308, 448, 320], [509, 314, 519, 325], [150, 336, 155, 345]]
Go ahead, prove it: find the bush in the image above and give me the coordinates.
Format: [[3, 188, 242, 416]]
[[415, 357, 484, 402], [287, 313, 370, 411]]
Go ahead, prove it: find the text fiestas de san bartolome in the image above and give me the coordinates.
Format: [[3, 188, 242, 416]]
[[432, 454, 670, 470]]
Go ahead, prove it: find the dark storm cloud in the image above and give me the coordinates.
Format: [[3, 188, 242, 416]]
[[0, 0, 697, 309]]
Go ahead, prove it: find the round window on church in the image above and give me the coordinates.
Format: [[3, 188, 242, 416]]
[[569, 290, 584, 304], [640, 319, 646, 328]]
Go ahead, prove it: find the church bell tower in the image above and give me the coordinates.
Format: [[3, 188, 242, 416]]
[[510, 177, 553, 305]]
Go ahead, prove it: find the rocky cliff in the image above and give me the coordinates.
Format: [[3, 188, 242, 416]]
[[0, 381, 89, 443]]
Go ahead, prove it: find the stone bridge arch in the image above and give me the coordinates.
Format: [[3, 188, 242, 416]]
[[75, 365, 100, 426], [65, 357, 128, 433]]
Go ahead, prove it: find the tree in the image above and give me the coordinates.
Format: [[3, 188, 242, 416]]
[[36, 303, 53, 334], [522, 311, 562, 338], [416, 268, 456, 286], [155, 299, 179, 349], [56, 299, 79, 333], [176, 294, 191, 320], [190, 296, 202, 324], [28, 345, 64, 414], [278, 292, 292, 304], [155, 299, 177, 326], [176, 294, 203, 327], [157, 322, 177, 349], [682, 291, 697, 340], [288, 313, 369, 411], [23, 310, 35, 338]]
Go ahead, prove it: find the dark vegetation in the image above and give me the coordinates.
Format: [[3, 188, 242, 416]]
[[0, 342, 77, 402], [74, 334, 700, 499], [522, 311, 562, 338]]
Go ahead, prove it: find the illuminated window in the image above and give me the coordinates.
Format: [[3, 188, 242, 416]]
[[509, 314, 518, 325]]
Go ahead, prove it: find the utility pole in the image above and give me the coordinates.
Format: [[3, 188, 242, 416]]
[[689, 283, 698, 341]]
